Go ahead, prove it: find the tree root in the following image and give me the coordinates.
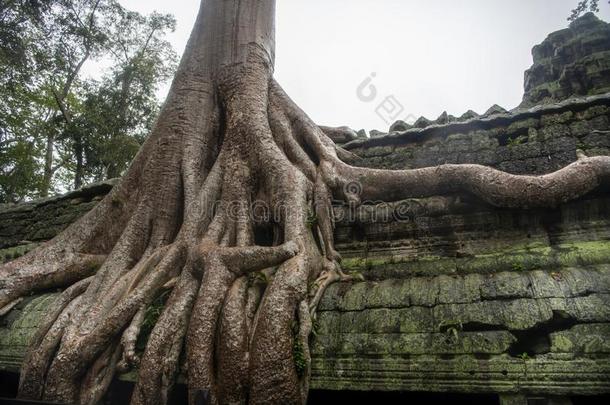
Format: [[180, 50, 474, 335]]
[[187, 240, 300, 403], [0, 252, 106, 310], [308, 260, 360, 315], [324, 152, 610, 209], [118, 306, 146, 372], [0, 298, 23, 317], [319, 125, 359, 144], [131, 268, 199, 405], [18, 277, 92, 399], [296, 300, 312, 404], [79, 340, 122, 405], [216, 277, 250, 404]]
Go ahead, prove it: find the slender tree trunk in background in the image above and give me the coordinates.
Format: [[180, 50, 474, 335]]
[[1, 1, 609, 404], [43, 1, 97, 194], [41, 132, 54, 197], [104, 67, 135, 181], [105, 162, 119, 181], [74, 134, 84, 190]]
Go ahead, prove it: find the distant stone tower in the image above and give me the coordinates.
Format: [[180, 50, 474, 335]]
[[521, 12, 610, 107]]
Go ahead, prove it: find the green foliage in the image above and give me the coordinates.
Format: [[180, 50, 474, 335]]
[[306, 209, 318, 228], [71, 4, 177, 182], [0, 0, 54, 202], [506, 135, 526, 148], [293, 339, 307, 378], [311, 317, 321, 338], [291, 319, 308, 378], [248, 271, 270, 286], [569, 0, 610, 21], [0, 0, 178, 202], [0, 135, 45, 202], [136, 289, 171, 351], [511, 262, 524, 271], [438, 319, 463, 334]]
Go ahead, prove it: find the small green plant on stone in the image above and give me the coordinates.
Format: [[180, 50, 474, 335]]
[[439, 319, 463, 343], [261, 271, 271, 284], [311, 317, 321, 338], [137, 289, 171, 351], [293, 339, 307, 378], [519, 352, 530, 377], [511, 262, 524, 271], [291, 320, 307, 378], [507, 135, 526, 148], [249, 270, 269, 286], [306, 209, 318, 228]]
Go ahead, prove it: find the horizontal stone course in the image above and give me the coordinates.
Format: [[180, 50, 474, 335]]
[[343, 95, 610, 176], [0, 180, 115, 251], [316, 294, 610, 335], [310, 355, 610, 394], [550, 324, 610, 353], [311, 331, 516, 356], [319, 266, 610, 313]]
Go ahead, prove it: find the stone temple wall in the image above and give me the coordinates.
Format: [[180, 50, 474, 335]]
[[342, 94, 610, 174], [308, 93, 610, 400], [0, 180, 115, 263]]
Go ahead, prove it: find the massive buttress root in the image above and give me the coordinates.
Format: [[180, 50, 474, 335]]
[[1, 0, 610, 404]]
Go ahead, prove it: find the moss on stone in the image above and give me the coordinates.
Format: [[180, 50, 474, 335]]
[[340, 240, 610, 279], [0, 244, 38, 264]]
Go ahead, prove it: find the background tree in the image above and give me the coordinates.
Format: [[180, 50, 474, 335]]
[[0, 0, 57, 202], [60, 4, 177, 188], [1, 1, 609, 405], [569, 0, 610, 20], [0, 0, 176, 202]]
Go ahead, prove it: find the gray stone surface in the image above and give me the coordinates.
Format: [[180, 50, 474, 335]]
[[0, 180, 116, 254], [342, 94, 610, 174], [521, 13, 610, 107]]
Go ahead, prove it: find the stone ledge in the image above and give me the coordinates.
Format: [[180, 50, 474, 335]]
[[319, 265, 610, 311], [342, 93, 610, 149], [0, 179, 116, 214], [310, 356, 610, 395]]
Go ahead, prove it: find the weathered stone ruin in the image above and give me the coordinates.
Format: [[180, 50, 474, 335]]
[[521, 12, 610, 107], [1, 14, 609, 405]]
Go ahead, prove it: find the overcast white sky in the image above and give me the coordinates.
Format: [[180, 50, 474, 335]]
[[91, 0, 610, 132]]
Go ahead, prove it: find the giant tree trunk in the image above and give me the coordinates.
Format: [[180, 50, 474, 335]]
[[1, 1, 609, 404]]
